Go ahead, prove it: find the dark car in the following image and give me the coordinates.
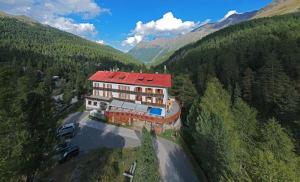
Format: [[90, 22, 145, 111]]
[[56, 123, 77, 138], [58, 146, 79, 163], [54, 142, 69, 154], [56, 127, 75, 138], [56, 123, 76, 134]]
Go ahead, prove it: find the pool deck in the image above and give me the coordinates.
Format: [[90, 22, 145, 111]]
[[107, 99, 180, 119]]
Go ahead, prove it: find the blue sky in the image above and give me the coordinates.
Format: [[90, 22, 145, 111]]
[[0, 0, 272, 51]]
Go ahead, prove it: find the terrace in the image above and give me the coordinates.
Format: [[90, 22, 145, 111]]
[[105, 98, 180, 125]]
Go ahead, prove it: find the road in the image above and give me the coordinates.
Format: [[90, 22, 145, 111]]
[[62, 112, 198, 181], [154, 137, 198, 182]]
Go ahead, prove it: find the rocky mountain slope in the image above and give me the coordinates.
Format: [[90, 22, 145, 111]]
[[129, 0, 300, 65], [253, 0, 300, 18], [129, 11, 257, 64]]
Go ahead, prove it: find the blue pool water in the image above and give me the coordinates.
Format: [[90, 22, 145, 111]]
[[149, 107, 162, 116]]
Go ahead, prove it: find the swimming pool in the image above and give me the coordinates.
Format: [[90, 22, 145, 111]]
[[149, 107, 162, 116]]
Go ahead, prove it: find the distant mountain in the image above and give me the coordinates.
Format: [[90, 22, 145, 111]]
[[129, 0, 300, 65], [253, 0, 300, 18], [129, 11, 258, 65], [0, 12, 140, 66]]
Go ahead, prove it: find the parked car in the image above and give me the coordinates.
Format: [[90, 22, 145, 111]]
[[56, 123, 76, 134], [56, 127, 75, 138], [54, 142, 69, 154], [56, 123, 76, 138], [58, 146, 79, 163]]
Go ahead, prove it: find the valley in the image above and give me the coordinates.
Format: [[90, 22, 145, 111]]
[[0, 0, 300, 182]]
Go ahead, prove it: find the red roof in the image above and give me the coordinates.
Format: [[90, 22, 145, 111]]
[[88, 71, 171, 88]]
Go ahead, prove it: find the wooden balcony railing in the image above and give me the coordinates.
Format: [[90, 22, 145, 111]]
[[93, 87, 164, 97]]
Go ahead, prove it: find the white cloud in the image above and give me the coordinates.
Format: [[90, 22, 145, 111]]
[[0, 0, 109, 37], [199, 19, 211, 26], [123, 12, 198, 46], [95, 40, 105, 44], [43, 16, 96, 36], [122, 35, 143, 46], [219, 10, 240, 22]]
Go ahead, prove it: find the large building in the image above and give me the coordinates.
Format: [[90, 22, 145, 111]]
[[85, 71, 181, 133]]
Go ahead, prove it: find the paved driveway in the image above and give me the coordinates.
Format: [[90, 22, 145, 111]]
[[154, 137, 198, 182], [63, 112, 141, 152], [62, 112, 197, 181]]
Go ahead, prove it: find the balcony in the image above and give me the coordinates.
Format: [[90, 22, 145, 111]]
[[93, 86, 164, 97]]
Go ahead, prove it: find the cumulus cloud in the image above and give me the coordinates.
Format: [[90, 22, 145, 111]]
[[95, 40, 105, 44], [123, 12, 198, 46], [122, 35, 143, 46], [0, 0, 109, 36], [43, 16, 96, 36], [219, 10, 240, 22]]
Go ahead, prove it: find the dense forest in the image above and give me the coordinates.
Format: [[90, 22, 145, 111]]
[[156, 12, 300, 181], [1, 9, 300, 182], [0, 15, 140, 66], [0, 15, 141, 181]]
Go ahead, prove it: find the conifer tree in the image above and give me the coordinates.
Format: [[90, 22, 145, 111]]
[[242, 68, 254, 102], [135, 128, 160, 182]]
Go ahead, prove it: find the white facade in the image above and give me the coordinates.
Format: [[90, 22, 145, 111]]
[[86, 81, 168, 110]]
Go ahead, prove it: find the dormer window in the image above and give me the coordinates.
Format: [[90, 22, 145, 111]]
[[119, 74, 126, 79], [147, 77, 153, 81], [109, 72, 117, 79]]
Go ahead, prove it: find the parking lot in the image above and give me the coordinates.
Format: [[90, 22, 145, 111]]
[[60, 111, 197, 182], [62, 112, 141, 153]]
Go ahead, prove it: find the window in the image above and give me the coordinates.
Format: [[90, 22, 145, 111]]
[[107, 91, 112, 98], [135, 87, 142, 92], [93, 102, 97, 106], [136, 95, 142, 101], [156, 89, 163, 94], [146, 88, 153, 93], [156, 98, 163, 104], [94, 82, 99, 87], [88, 101, 92, 105], [119, 93, 126, 99], [146, 97, 152, 103], [119, 85, 129, 91]]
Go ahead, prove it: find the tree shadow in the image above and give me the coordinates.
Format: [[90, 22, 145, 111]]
[[63, 111, 87, 125]]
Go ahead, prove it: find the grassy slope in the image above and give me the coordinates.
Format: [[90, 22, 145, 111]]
[[129, 26, 215, 65], [254, 0, 300, 18]]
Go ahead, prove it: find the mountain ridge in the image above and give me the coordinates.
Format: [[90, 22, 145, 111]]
[[129, 0, 300, 65], [0, 12, 141, 66], [128, 10, 258, 64]]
